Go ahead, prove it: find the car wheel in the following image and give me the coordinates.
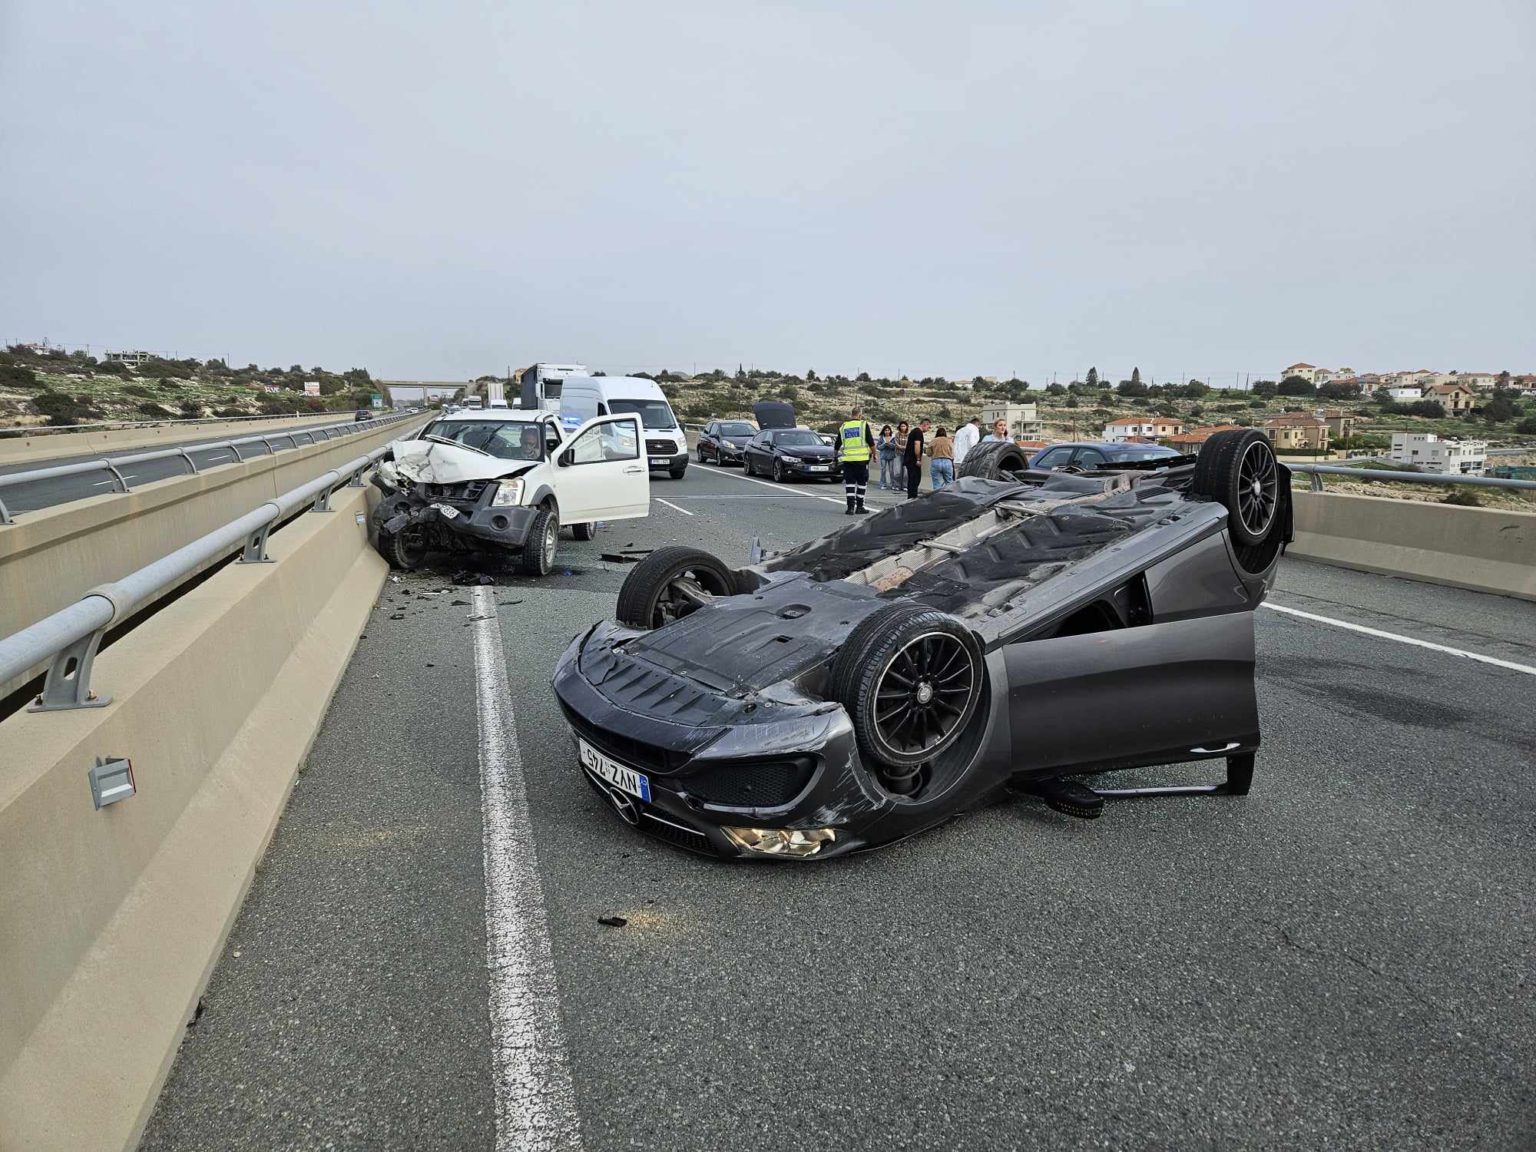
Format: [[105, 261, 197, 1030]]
[[382, 526, 428, 570], [615, 546, 738, 629], [697, 445, 707, 463], [829, 603, 983, 793], [955, 440, 1030, 480], [519, 506, 559, 576], [772, 459, 785, 483], [572, 522, 595, 542], [669, 463, 687, 480], [1193, 429, 1280, 547]]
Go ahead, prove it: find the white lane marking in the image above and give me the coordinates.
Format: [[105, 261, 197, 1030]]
[[654, 497, 694, 516], [93, 480, 117, 487], [1261, 601, 1536, 676], [470, 586, 585, 1151], [693, 462, 846, 504]]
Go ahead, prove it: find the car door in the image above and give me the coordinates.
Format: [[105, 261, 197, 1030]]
[[702, 422, 719, 459], [1000, 610, 1259, 777], [745, 431, 771, 472], [1032, 446, 1073, 470], [553, 414, 650, 522]]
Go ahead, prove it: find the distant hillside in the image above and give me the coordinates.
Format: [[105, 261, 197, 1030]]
[[0, 345, 379, 427]]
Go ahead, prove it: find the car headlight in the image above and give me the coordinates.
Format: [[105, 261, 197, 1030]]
[[722, 826, 837, 858], [491, 478, 525, 507]]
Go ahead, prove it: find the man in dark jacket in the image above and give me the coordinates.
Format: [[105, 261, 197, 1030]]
[[904, 419, 930, 499]]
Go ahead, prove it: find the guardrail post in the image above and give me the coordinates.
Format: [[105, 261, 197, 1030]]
[[227, 441, 244, 462], [1310, 472, 1323, 492], [0, 493, 10, 524], [176, 447, 200, 476], [28, 629, 112, 712], [104, 461, 131, 493], [311, 484, 335, 512], [239, 523, 274, 563]]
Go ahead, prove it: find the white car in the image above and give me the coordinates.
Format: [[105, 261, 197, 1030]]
[[369, 409, 650, 575]]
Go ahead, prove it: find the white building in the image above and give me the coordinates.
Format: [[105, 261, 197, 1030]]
[[1453, 372, 1498, 391], [978, 401, 1039, 434], [1389, 433, 1486, 475], [1387, 386, 1424, 401], [1102, 415, 1185, 441], [1281, 362, 1318, 384], [105, 349, 155, 365]]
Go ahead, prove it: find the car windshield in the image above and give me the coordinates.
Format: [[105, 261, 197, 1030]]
[[718, 422, 755, 436], [1105, 446, 1179, 462], [775, 430, 822, 447], [609, 399, 677, 430], [424, 420, 546, 461]]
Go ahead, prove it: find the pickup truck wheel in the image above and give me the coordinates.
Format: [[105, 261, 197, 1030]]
[[519, 507, 559, 576], [572, 522, 595, 542], [616, 546, 738, 629], [1193, 429, 1280, 547], [382, 526, 428, 571]]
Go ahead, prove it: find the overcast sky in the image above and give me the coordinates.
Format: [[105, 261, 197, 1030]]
[[2, 1, 1531, 385]]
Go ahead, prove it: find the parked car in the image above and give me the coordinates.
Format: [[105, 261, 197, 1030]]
[[553, 429, 1291, 859], [1029, 441, 1181, 470], [368, 410, 650, 576], [742, 428, 842, 482], [697, 419, 758, 465]]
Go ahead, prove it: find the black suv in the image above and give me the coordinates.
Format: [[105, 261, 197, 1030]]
[[696, 419, 758, 465]]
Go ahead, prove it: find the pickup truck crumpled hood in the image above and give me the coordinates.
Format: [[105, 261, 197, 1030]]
[[387, 439, 534, 484]]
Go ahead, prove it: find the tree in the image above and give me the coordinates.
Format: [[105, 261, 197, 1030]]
[[855, 371, 870, 382], [1116, 378, 1149, 397], [1085, 367, 1099, 388], [0, 363, 38, 389], [1318, 379, 1362, 400], [1065, 396, 1079, 408], [1130, 366, 1141, 387], [1277, 375, 1317, 396], [1482, 394, 1516, 424], [1515, 416, 1536, 435], [806, 369, 818, 381], [1252, 380, 1277, 398], [1045, 382, 1066, 396], [94, 359, 130, 377]]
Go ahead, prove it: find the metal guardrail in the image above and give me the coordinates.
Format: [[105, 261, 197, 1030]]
[[0, 448, 390, 713], [0, 410, 419, 523], [1288, 463, 1536, 492], [0, 408, 397, 438]]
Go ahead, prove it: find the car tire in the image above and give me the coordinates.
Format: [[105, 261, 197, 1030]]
[[615, 545, 739, 630], [572, 522, 596, 542], [697, 445, 707, 463], [1192, 429, 1280, 547], [381, 526, 428, 571], [955, 440, 1031, 480], [519, 506, 559, 576], [829, 603, 983, 787], [669, 463, 687, 480], [772, 459, 786, 483]]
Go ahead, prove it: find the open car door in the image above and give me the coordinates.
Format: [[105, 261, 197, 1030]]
[[554, 414, 650, 523]]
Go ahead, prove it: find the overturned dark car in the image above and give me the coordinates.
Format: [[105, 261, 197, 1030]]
[[553, 429, 1291, 859]]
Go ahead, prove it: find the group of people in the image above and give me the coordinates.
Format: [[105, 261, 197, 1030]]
[[834, 407, 1014, 515]]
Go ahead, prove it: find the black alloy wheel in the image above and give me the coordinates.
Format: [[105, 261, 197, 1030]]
[[615, 546, 739, 629], [1192, 428, 1281, 547], [772, 458, 786, 483], [870, 632, 977, 761]]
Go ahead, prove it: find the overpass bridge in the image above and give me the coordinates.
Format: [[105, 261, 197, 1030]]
[[1, 423, 1532, 1151]]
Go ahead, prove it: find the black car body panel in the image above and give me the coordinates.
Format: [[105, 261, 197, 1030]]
[[742, 428, 843, 482], [554, 444, 1293, 860]]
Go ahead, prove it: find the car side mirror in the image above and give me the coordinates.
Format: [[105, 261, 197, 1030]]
[[558, 448, 574, 466]]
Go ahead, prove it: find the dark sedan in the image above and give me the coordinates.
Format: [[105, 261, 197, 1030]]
[[742, 428, 841, 483], [696, 419, 758, 465], [1028, 441, 1181, 471]]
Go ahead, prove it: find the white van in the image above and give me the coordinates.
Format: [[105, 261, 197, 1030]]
[[560, 375, 688, 479]]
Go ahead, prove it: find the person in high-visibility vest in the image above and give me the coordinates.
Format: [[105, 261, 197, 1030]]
[[836, 405, 875, 515]]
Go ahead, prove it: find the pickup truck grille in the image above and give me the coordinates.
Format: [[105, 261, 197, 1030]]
[[426, 480, 491, 504]]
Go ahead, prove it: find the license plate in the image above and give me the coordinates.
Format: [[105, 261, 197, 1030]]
[[649, 456, 669, 465], [578, 738, 651, 802], [430, 503, 461, 520], [809, 465, 829, 472]]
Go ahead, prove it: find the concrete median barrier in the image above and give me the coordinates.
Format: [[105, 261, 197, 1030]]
[[0, 416, 425, 700], [0, 484, 385, 1151], [1290, 490, 1536, 600], [0, 412, 354, 468]]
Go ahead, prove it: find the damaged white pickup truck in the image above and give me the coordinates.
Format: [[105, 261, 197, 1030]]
[[369, 410, 650, 575]]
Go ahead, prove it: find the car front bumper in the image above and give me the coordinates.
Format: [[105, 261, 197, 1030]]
[[372, 490, 539, 549]]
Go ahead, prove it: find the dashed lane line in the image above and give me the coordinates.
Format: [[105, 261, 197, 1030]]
[[1262, 601, 1536, 676], [471, 586, 585, 1151], [654, 497, 695, 516]]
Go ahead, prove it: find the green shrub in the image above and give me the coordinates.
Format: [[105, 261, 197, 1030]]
[[0, 363, 40, 389], [123, 383, 156, 398], [1441, 489, 1481, 507]]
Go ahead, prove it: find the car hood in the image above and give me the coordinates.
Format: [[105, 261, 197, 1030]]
[[753, 400, 797, 429], [386, 438, 534, 484], [779, 445, 834, 460]]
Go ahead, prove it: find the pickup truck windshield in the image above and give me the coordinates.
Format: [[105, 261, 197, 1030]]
[[423, 421, 546, 461], [609, 399, 677, 430]]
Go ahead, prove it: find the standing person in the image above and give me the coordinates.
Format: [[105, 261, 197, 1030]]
[[929, 426, 954, 490], [982, 417, 1010, 443], [836, 404, 874, 515], [875, 424, 897, 490], [894, 421, 910, 491], [953, 415, 981, 464], [904, 419, 930, 499]]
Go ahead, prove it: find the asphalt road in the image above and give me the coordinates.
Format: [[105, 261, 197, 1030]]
[[142, 462, 1535, 1151], [0, 417, 389, 516]]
